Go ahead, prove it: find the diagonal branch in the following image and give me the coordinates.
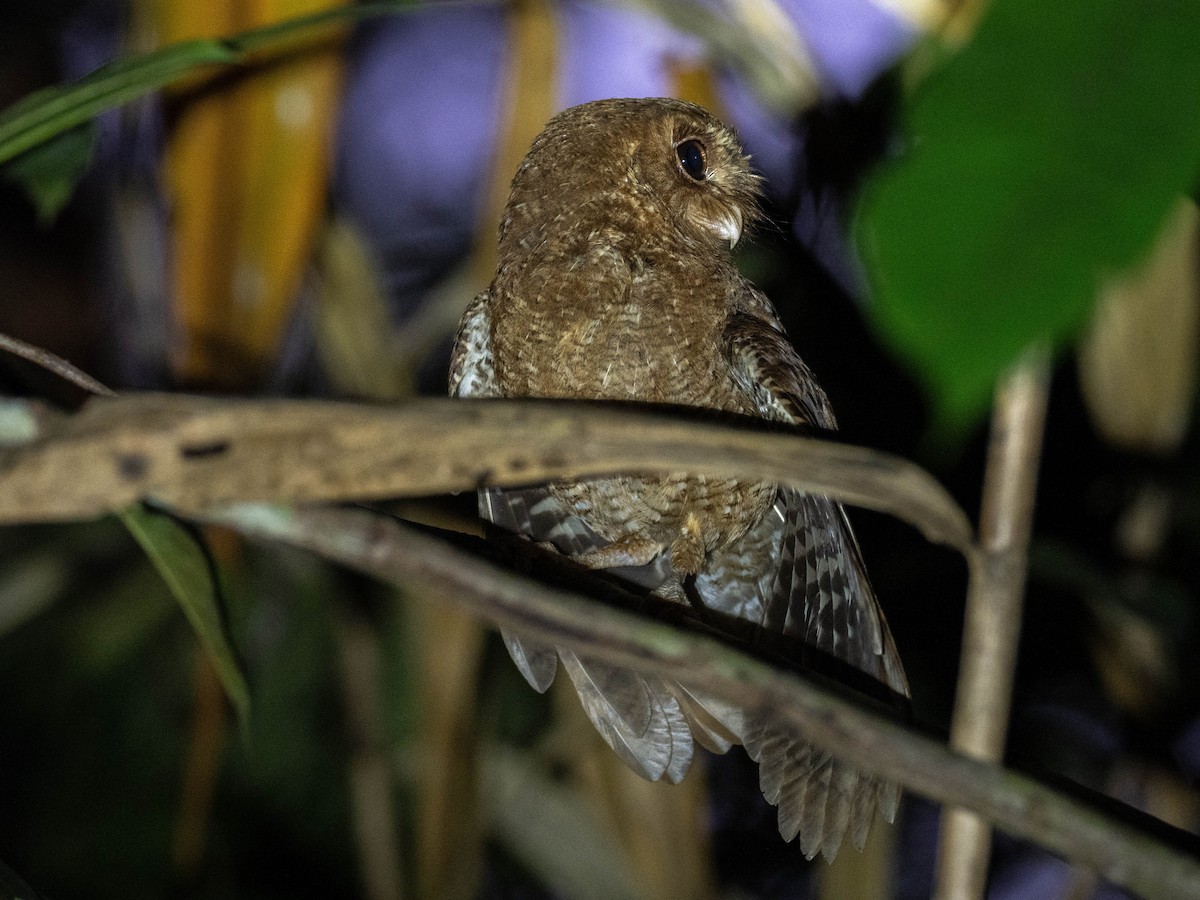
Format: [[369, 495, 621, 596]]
[[0, 332, 114, 397], [205, 503, 1200, 900], [2, 389, 1196, 896]]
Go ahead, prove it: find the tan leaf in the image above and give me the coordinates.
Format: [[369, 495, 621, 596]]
[[1079, 198, 1199, 454]]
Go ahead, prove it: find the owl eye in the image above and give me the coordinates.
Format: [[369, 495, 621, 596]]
[[676, 139, 707, 181]]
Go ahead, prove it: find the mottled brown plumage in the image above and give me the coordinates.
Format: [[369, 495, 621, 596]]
[[450, 97, 908, 859]]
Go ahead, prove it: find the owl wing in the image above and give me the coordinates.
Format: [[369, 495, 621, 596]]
[[450, 291, 557, 687], [450, 290, 694, 783], [708, 290, 909, 859], [721, 296, 907, 693], [479, 477, 697, 782], [449, 290, 497, 399]]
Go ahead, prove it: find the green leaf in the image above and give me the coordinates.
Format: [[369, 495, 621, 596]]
[[0, 40, 239, 167], [0, 3, 417, 215], [0, 3, 415, 169], [858, 0, 1200, 429], [119, 504, 250, 722], [3, 123, 95, 225]]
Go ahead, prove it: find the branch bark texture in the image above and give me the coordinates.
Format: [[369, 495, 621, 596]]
[[0, 394, 971, 553]]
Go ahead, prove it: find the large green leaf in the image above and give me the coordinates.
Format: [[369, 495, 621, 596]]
[[858, 0, 1200, 429], [119, 504, 249, 722]]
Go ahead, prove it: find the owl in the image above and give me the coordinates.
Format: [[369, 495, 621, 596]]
[[449, 97, 908, 860]]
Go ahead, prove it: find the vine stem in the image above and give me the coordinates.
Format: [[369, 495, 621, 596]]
[[934, 348, 1052, 899]]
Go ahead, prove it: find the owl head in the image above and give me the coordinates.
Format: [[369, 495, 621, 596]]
[[498, 97, 763, 260]]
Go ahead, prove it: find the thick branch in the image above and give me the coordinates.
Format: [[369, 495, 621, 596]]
[[208, 503, 1200, 900], [0, 393, 972, 553]]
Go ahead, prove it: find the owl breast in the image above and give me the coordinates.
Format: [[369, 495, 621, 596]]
[[494, 254, 743, 402]]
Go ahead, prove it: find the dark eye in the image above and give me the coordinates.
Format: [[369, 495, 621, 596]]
[[676, 139, 707, 181]]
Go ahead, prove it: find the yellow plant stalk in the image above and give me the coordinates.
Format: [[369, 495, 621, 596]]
[[137, 0, 348, 388]]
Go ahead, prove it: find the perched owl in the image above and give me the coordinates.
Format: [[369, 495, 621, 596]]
[[449, 97, 908, 860]]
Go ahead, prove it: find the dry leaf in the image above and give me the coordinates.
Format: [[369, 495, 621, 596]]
[[1078, 198, 1199, 454]]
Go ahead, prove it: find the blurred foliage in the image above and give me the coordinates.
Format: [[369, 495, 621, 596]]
[[0, 523, 376, 898], [4, 4, 413, 147], [1078, 199, 1199, 455], [0, 35, 237, 164], [859, 0, 1200, 432], [0, 2, 1191, 432], [0, 122, 94, 224], [146, 0, 353, 387]]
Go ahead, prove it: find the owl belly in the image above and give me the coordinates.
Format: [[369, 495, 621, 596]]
[[551, 473, 775, 575], [538, 344, 773, 573]]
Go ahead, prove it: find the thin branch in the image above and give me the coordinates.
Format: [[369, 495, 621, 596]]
[[0, 332, 114, 397], [204, 503, 1200, 900], [0, 394, 972, 554], [935, 349, 1052, 899], [335, 611, 406, 900], [171, 651, 227, 876]]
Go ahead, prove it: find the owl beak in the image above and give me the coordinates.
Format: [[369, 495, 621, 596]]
[[713, 207, 744, 249]]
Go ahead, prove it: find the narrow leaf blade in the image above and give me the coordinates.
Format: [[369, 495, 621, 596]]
[[119, 504, 250, 721], [3, 123, 96, 224]]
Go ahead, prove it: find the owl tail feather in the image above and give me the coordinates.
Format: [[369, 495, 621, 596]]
[[497, 630, 894, 859], [558, 649, 694, 783], [669, 683, 744, 755], [505, 631, 750, 785], [743, 716, 896, 862], [501, 629, 557, 693]]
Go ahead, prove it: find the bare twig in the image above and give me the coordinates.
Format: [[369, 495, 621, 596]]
[[0, 394, 972, 554], [0, 332, 115, 397], [934, 349, 1052, 900], [203, 503, 1200, 900], [409, 601, 486, 900], [171, 651, 227, 876], [336, 610, 406, 900]]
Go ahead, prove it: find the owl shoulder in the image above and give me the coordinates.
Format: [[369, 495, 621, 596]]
[[724, 282, 837, 430]]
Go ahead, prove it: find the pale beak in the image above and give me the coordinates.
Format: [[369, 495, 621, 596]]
[[713, 206, 744, 249]]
